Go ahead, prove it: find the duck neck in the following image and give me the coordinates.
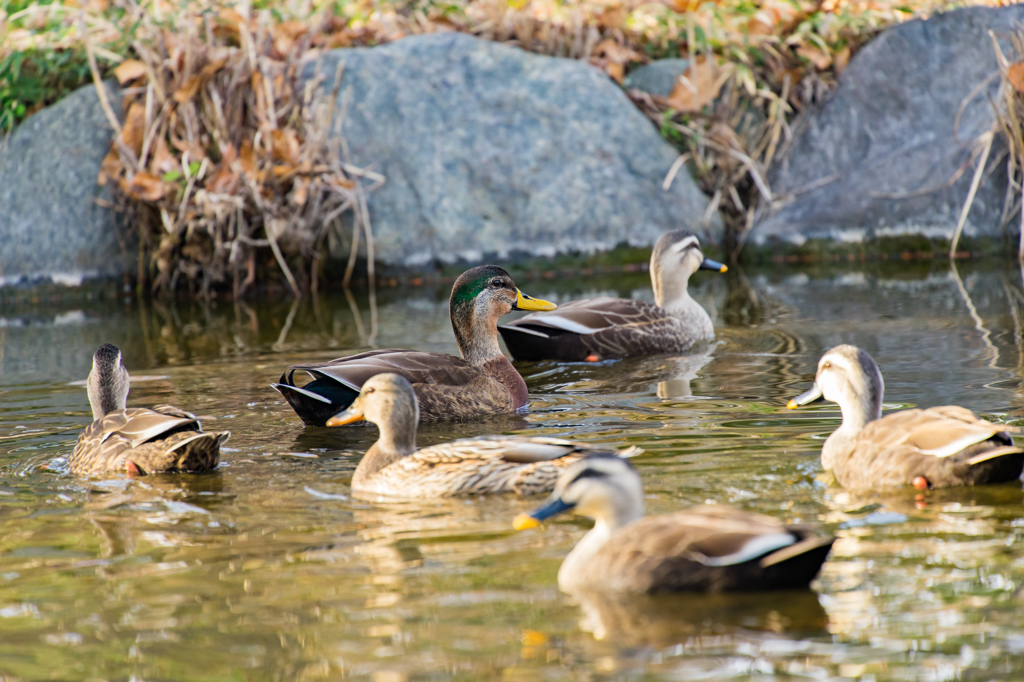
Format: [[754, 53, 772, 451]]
[[557, 500, 643, 591], [837, 389, 882, 435], [352, 422, 417, 490], [651, 257, 695, 315], [451, 299, 505, 366], [87, 369, 128, 421]]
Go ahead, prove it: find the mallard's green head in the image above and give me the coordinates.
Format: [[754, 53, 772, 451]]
[[449, 265, 555, 362]]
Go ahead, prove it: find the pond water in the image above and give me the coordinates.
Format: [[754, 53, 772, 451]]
[[2, 260, 1024, 681]]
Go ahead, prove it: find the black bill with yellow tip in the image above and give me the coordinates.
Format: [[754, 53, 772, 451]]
[[699, 257, 728, 273], [512, 497, 575, 530], [514, 290, 557, 312], [326, 404, 364, 427], [787, 382, 823, 410]]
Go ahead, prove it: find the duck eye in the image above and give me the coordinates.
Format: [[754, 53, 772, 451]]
[[490, 278, 503, 288], [365, 387, 375, 393], [823, 361, 831, 369]]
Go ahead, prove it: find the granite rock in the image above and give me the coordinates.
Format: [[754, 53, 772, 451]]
[[0, 82, 130, 285], [752, 6, 1024, 249], [311, 33, 718, 266]]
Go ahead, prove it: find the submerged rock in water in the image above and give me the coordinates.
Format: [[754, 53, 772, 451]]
[[0, 82, 131, 286], [752, 6, 1024, 251], [309, 33, 718, 266]]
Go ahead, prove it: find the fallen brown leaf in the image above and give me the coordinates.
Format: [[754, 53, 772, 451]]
[[172, 75, 202, 103], [120, 102, 146, 155], [114, 59, 148, 85], [797, 43, 832, 71], [666, 56, 723, 112], [1009, 63, 1024, 93], [125, 172, 166, 202], [151, 134, 177, 175]]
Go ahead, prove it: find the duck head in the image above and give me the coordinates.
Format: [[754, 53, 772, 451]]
[[650, 230, 727, 312], [449, 265, 556, 364], [87, 344, 130, 420], [787, 344, 884, 430], [326, 373, 419, 455], [514, 454, 644, 532]]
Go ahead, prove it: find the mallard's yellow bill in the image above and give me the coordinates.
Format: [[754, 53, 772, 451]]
[[513, 513, 541, 530], [515, 290, 557, 312], [326, 406, 364, 426]]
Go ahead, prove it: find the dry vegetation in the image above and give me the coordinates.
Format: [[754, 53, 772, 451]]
[[0, 0, 1002, 295]]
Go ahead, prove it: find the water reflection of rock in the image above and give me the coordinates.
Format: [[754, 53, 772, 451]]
[[572, 588, 829, 647]]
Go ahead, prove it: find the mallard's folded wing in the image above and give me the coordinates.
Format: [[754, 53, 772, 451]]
[[272, 349, 499, 425]]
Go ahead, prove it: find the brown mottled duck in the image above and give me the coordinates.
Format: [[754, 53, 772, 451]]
[[272, 265, 556, 426], [498, 230, 726, 361], [788, 344, 1024, 490], [513, 456, 834, 593], [69, 344, 229, 476], [328, 373, 638, 498]]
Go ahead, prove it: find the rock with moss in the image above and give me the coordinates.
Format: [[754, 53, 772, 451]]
[[0, 82, 131, 286], [752, 5, 1024, 251], [310, 33, 719, 267]]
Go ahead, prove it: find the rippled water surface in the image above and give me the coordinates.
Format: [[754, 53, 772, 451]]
[[4, 261, 1024, 680]]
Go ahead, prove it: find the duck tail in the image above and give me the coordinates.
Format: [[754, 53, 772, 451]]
[[759, 534, 835, 569], [965, 445, 1024, 466]]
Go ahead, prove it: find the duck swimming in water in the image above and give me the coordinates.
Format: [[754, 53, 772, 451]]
[[498, 230, 726, 362], [272, 265, 556, 426]]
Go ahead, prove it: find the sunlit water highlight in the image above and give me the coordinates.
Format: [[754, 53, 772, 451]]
[[2, 261, 1024, 680]]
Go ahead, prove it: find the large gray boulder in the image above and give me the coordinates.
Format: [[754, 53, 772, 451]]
[[752, 6, 1024, 249], [0, 83, 130, 285], [312, 33, 718, 266]]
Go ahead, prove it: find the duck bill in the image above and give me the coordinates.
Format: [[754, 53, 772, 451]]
[[513, 497, 575, 530], [326, 404, 365, 426], [699, 256, 728, 273], [514, 289, 557, 312], [787, 382, 823, 410]]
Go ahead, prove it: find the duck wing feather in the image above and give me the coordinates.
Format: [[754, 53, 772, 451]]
[[580, 506, 833, 593], [70, 406, 228, 476], [835, 407, 1024, 488], [499, 298, 697, 360], [273, 349, 515, 425], [368, 438, 630, 497]]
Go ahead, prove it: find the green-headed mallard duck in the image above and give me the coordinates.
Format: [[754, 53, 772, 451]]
[[69, 344, 230, 476], [498, 230, 726, 361], [272, 265, 555, 426], [788, 344, 1024, 490], [514, 456, 834, 593], [328, 374, 638, 497]]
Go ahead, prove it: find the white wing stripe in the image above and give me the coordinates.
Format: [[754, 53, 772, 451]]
[[696, 533, 795, 567]]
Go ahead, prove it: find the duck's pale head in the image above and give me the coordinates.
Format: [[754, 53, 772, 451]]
[[649, 230, 726, 310], [514, 454, 644, 531], [326, 373, 419, 453], [87, 343, 130, 420], [788, 344, 884, 427], [449, 265, 555, 363]]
